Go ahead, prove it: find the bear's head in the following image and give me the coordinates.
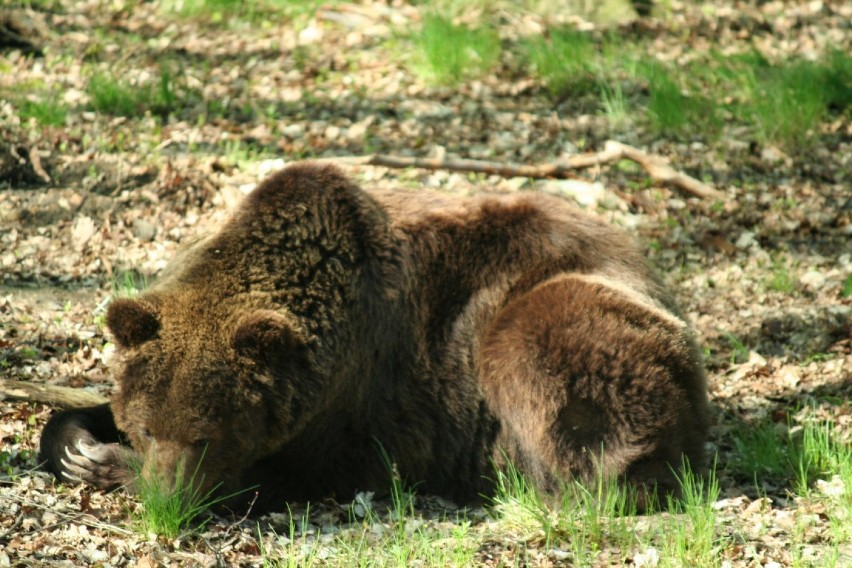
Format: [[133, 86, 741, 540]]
[[105, 294, 316, 502]]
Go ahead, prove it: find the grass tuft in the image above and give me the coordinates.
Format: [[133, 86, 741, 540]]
[[133, 453, 215, 538], [599, 80, 630, 128], [19, 94, 68, 127], [823, 49, 852, 111], [92, 271, 148, 331], [749, 62, 829, 149], [161, 0, 326, 23], [259, 505, 322, 567], [413, 15, 500, 85], [642, 62, 720, 138], [721, 331, 749, 364], [796, 421, 851, 493], [87, 72, 140, 117], [766, 259, 796, 294], [796, 420, 852, 546], [663, 459, 722, 566], [491, 457, 556, 543], [731, 412, 852, 506], [525, 27, 596, 98], [558, 472, 640, 564], [730, 418, 799, 486], [133, 449, 251, 539], [842, 274, 852, 298], [87, 66, 193, 119]]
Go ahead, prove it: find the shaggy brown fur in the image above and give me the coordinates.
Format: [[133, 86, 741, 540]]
[[40, 162, 708, 512]]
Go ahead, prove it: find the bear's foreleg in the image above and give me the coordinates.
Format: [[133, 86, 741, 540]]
[[39, 403, 138, 490]]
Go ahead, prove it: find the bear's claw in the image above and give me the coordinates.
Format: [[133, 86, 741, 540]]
[[56, 441, 134, 490]]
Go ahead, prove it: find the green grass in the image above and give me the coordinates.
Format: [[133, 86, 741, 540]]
[[87, 66, 193, 119], [134, 461, 219, 539], [132, 450, 248, 539], [842, 274, 852, 298], [259, 505, 324, 568], [413, 15, 500, 85], [823, 49, 852, 111], [766, 259, 796, 294], [379, 447, 417, 550], [729, 412, 852, 541], [490, 454, 728, 566], [88, 72, 140, 117], [491, 457, 557, 544], [224, 139, 272, 165], [524, 27, 596, 97], [92, 270, 148, 330], [18, 94, 68, 127], [641, 62, 721, 138], [520, 38, 850, 147], [730, 419, 800, 486], [662, 460, 722, 567], [164, 0, 250, 15], [125, 438, 852, 566], [6, 0, 63, 8], [259, 453, 477, 566], [599, 80, 630, 128], [721, 331, 749, 364], [698, 49, 851, 149], [749, 62, 831, 150], [412, 19, 848, 147], [161, 0, 328, 22], [829, 456, 852, 544], [112, 270, 148, 299], [796, 420, 852, 547], [796, 421, 851, 493], [557, 471, 640, 565]]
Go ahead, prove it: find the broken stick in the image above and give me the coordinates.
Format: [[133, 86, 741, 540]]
[[1, 380, 108, 409], [329, 140, 724, 201]]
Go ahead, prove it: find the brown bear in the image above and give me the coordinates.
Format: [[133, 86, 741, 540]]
[[40, 162, 709, 512]]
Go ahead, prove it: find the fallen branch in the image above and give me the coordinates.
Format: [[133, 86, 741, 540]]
[[1, 380, 108, 408], [327, 140, 724, 201]]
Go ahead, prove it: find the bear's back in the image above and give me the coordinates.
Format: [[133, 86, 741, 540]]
[[364, 188, 674, 355]]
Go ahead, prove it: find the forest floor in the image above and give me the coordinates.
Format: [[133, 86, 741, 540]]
[[0, 0, 850, 566]]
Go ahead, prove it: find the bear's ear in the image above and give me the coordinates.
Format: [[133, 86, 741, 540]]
[[106, 298, 160, 349], [231, 310, 305, 365]]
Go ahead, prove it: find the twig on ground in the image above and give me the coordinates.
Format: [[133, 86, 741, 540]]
[[201, 492, 259, 566], [28, 146, 51, 183], [0, 513, 23, 543], [327, 140, 724, 201], [0, 493, 135, 541]]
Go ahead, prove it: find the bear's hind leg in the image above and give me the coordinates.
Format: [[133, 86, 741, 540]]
[[478, 274, 708, 506]]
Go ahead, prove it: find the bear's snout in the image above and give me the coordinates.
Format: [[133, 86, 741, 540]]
[[140, 440, 212, 497]]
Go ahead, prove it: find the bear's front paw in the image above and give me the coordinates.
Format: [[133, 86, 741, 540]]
[[58, 440, 136, 490]]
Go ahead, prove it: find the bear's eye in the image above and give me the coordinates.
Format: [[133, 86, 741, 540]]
[[141, 428, 153, 441], [193, 438, 210, 449]]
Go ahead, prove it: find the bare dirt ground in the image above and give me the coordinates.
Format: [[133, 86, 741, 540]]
[[0, 1, 850, 566]]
